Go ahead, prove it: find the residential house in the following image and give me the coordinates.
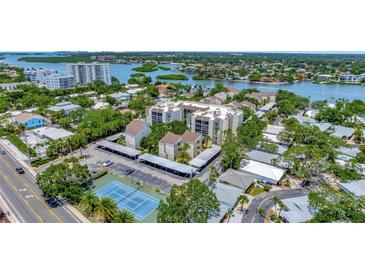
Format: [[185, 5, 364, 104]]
[[124, 119, 151, 150], [280, 195, 314, 223], [218, 169, 258, 192], [48, 101, 81, 115], [12, 113, 46, 129], [240, 159, 286, 185], [247, 92, 277, 103]]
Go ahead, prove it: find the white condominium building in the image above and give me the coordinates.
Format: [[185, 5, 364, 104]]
[[67, 62, 111, 86], [45, 74, 75, 90], [147, 101, 243, 145]]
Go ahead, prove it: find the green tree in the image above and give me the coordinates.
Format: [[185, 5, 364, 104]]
[[36, 158, 89, 203], [79, 191, 100, 217], [95, 196, 118, 223], [157, 179, 220, 223], [112, 209, 136, 223], [209, 166, 219, 186], [238, 195, 249, 212]]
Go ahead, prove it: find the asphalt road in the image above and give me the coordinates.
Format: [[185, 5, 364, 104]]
[[0, 151, 83, 223], [241, 188, 308, 223]]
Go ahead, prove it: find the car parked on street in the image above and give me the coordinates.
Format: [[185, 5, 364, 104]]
[[15, 167, 25, 174]]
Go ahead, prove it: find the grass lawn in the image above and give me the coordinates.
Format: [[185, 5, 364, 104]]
[[248, 186, 265, 196]]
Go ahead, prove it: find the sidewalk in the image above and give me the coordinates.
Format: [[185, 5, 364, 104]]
[[0, 193, 20, 223]]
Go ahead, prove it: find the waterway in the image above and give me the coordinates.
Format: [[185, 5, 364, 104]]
[[2, 53, 365, 101]]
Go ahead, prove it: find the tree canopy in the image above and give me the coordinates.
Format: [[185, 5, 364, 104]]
[[157, 179, 220, 223]]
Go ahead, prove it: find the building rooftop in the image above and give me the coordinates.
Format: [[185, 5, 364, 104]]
[[32, 127, 74, 140], [240, 159, 286, 182], [208, 182, 242, 223], [13, 112, 44, 124], [331, 125, 356, 138], [48, 101, 81, 112], [246, 150, 281, 167], [263, 133, 281, 143], [340, 180, 365, 197], [265, 125, 284, 135], [338, 146, 360, 158], [159, 132, 181, 144], [125, 119, 148, 136], [181, 131, 201, 143], [96, 140, 141, 158], [189, 145, 221, 168], [281, 195, 314, 223], [218, 169, 258, 192], [138, 153, 196, 175]]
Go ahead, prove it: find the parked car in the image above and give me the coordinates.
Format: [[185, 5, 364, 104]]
[[123, 168, 135, 175], [102, 160, 113, 167], [46, 197, 63, 208], [0, 148, 6, 155], [15, 167, 25, 174]]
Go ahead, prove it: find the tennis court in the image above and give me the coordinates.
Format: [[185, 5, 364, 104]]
[[96, 180, 160, 221]]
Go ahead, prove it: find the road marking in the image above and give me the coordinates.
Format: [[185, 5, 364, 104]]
[[0, 188, 25, 223], [0, 157, 64, 223], [0, 170, 44, 223], [19, 188, 27, 192], [25, 195, 34, 199]]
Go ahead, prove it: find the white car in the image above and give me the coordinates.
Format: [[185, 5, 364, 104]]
[[102, 160, 113, 167]]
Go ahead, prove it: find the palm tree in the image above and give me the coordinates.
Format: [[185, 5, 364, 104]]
[[238, 195, 249, 212], [209, 166, 219, 187], [271, 195, 280, 214], [226, 209, 235, 223], [79, 191, 100, 217], [95, 196, 118, 223], [277, 199, 287, 217], [112, 209, 135, 223]]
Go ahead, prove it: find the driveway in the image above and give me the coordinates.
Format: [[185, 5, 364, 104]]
[[241, 188, 308, 223]]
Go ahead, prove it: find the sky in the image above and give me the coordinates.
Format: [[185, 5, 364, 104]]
[[1, 0, 364, 52]]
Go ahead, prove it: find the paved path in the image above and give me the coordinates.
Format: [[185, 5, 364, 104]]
[[0, 146, 84, 223], [241, 188, 308, 223]]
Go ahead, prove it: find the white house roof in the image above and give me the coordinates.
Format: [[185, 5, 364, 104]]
[[281, 195, 314, 223], [263, 133, 280, 143], [331, 125, 355, 138], [32, 127, 74, 140], [265, 125, 284, 135], [240, 160, 286, 182], [337, 146, 360, 158], [48, 101, 81, 112], [340, 180, 365, 197]]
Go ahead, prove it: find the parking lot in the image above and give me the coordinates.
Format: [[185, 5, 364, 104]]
[[81, 144, 189, 192]]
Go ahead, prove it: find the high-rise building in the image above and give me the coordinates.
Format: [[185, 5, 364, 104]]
[[66, 62, 111, 86], [45, 74, 75, 90], [147, 101, 243, 145]]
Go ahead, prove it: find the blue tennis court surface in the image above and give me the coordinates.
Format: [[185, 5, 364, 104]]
[[96, 180, 160, 221]]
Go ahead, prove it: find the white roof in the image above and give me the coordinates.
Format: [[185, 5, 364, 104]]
[[48, 101, 81, 112], [32, 127, 74, 140], [240, 160, 286, 182], [139, 153, 196, 175], [281, 195, 314, 223], [340, 180, 365, 197], [96, 140, 141, 157], [331, 125, 355, 138], [263, 133, 280, 143], [265, 125, 284, 135], [188, 145, 221, 168]]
